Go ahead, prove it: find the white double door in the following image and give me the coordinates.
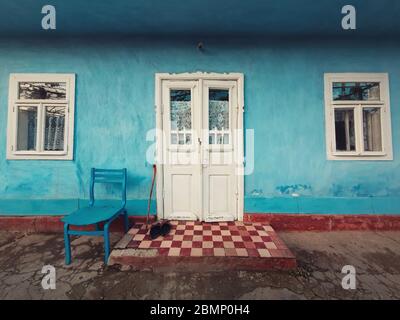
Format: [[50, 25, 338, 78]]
[[161, 79, 241, 222]]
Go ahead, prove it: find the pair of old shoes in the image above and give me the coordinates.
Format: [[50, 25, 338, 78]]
[[149, 220, 172, 240]]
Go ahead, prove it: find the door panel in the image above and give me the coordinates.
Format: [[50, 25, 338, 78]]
[[208, 174, 230, 213], [170, 173, 193, 215], [202, 81, 238, 222], [162, 78, 239, 221], [163, 81, 201, 220]]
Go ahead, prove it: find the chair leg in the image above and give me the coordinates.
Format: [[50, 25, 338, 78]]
[[123, 209, 129, 233], [104, 223, 110, 264], [64, 223, 71, 265]]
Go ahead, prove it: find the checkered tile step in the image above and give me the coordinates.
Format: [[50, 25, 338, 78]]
[[114, 221, 294, 259]]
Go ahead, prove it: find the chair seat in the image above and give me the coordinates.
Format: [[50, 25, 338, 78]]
[[62, 205, 124, 226]]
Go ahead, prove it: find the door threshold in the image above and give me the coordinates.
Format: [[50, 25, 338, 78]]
[[204, 216, 236, 223]]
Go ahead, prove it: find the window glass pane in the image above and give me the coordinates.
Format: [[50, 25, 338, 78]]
[[171, 133, 178, 144], [209, 134, 215, 144], [44, 106, 66, 151], [333, 82, 380, 101], [18, 82, 66, 100], [170, 89, 191, 145], [334, 109, 356, 151], [223, 133, 229, 144], [209, 89, 229, 145], [363, 107, 382, 152], [178, 133, 184, 145], [17, 106, 37, 151]]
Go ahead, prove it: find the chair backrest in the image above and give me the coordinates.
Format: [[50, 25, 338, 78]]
[[89, 168, 127, 208]]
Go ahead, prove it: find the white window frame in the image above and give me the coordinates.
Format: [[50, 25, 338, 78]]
[[6, 73, 75, 160], [324, 73, 393, 161]]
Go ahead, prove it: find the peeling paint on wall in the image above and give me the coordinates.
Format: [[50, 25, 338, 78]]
[[275, 184, 312, 196], [250, 189, 263, 197]]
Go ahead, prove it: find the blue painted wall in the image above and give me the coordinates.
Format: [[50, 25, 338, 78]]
[[0, 36, 399, 215]]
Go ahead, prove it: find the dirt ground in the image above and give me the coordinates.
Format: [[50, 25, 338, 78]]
[[0, 229, 400, 299]]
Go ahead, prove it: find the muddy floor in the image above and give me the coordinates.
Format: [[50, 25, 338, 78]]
[[0, 230, 399, 299]]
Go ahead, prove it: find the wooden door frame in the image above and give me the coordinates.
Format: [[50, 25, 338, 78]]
[[155, 72, 244, 221]]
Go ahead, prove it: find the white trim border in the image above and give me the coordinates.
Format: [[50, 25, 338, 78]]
[[155, 72, 245, 221]]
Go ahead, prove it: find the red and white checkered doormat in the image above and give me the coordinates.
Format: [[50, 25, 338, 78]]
[[114, 220, 294, 259]]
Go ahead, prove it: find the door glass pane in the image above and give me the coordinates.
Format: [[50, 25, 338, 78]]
[[44, 106, 66, 151], [209, 89, 229, 145], [363, 107, 382, 152], [170, 89, 191, 145], [18, 82, 66, 100], [171, 133, 178, 144], [333, 82, 380, 101], [17, 106, 37, 151], [334, 109, 356, 151]]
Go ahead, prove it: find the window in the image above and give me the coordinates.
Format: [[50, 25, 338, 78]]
[[170, 89, 192, 145], [209, 89, 230, 145], [7, 74, 75, 160], [324, 73, 392, 160]]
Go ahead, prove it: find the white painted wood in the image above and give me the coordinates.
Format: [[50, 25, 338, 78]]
[[162, 80, 201, 221], [202, 80, 238, 222], [155, 74, 165, 220], [236, 74, 244, 222], [7, 73, 75, 160], [324, 73, 392, 160], [155, 72, 244, 221]]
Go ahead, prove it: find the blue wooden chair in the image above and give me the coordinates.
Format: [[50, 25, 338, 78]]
[[62, 168, 129, 265]]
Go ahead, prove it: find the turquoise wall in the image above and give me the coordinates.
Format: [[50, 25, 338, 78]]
[[0, 37, 399, 215]]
